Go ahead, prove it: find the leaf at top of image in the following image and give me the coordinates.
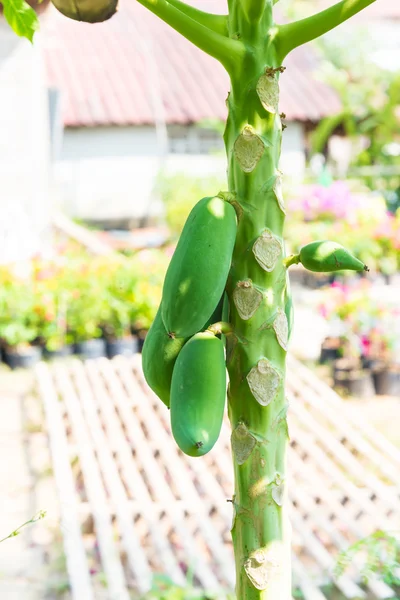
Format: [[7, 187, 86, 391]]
[[1, 0, 39, 42]]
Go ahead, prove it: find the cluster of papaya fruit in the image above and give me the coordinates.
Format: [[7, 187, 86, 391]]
[[142, 193, 368, 459], [142, 196, 237, 457]]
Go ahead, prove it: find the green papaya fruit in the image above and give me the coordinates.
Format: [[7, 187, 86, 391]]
[[142, 306, 187, 409], [162, 196, 237, 338], [299, 241, 368, 273], [51, 0, 117, 22], [170, 331, 227, 457], [142, 297, 225, 409]]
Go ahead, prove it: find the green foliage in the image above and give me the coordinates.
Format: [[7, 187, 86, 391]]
[[0, 249, 169, 350], [0, 281, 40, 348], [318, 279, 400, 362], [311, 30, 400, 170], [335, 530, 400, 589], [1, 0, 39, 42], [156, 173, 225, 238]]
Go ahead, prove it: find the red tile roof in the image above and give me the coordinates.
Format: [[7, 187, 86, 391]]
[[42, 0, 341, 128]]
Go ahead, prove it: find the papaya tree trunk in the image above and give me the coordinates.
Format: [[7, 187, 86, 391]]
[[224, 4, 292, 599]]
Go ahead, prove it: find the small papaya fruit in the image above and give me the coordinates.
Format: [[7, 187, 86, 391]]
[[51, 0, 118, 22], [162, 196, 237, 338], [142, 306, 187, 408], [299, 241, 368, 273], [170, 331, 227, 457]]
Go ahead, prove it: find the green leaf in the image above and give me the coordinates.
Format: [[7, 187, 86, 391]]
[[1, 0, 39, 43]]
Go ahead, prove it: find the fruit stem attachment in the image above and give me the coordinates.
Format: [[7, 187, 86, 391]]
[[283, 254, 301, 269], [207, 321, 233, 336]]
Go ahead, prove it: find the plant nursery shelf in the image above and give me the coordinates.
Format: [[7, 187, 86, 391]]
[[35, 355, 400, 600]]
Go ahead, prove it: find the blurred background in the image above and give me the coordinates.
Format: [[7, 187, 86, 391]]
[[0, 1, 399, 599]]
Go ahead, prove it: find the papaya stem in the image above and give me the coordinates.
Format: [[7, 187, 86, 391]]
[[207, 321, 233, 336], [283, 254, 301, 269]]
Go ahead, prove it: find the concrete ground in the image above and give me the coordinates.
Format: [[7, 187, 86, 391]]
[[0, 367, 67, 599]]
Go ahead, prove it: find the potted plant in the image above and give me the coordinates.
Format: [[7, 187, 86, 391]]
[[66, 263, 109, 359], [319, 280, 400, 396], [31, 282, 74, 359], [0, 284, 42, 369], [365, 322, 400, 396], [103, 295, 138, 358], [318, 282, 375, 397]]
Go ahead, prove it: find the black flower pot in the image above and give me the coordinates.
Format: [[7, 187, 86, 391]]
[[43, 345, 74, 360], [131, 329, 148, 353], [361, 356, 381, 371], [106, 336, 138, 359], [4, 346, 42, 370], [334, 369, 374, 398], [74, 339, 107, 359], [320, 338, 341, 364], [333, 357, 360, 375], [372, 367, 400, 396]]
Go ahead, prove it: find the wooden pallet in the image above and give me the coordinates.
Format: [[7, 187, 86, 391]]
[[35, 355, 400, 600]]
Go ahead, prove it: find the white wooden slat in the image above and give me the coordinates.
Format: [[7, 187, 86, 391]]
[[292, 479, 395, 599], [291, 511, 366, 599], [289, 421, 392, 531], [291, 445, 397, 600], [107, 357, 231, 589], [53, 364, 131, 600], [133, 356, 236, 530], [130, 359, 233, 509], [287, 371, 400, 490], [289, 393, 399, 516], [97, 358, 221, 591], [287, 355, 400, 467], [292, 555, 328, 600], [290, 451, 371, 538], [36, 355, 400, 600], [36, 363, 94, 600], [112, 358, 236, 589], [83, 359, 186, 587], [70, 360, 153, 593]]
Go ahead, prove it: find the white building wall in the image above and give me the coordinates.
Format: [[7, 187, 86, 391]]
[[55, 122, 305, 222], [0, 25, 51, 263]]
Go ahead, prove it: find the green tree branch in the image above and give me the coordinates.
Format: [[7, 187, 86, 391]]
[[164, 0, 228, 36], [276, 0, 376, 61], [135, 0, 244, 70]]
